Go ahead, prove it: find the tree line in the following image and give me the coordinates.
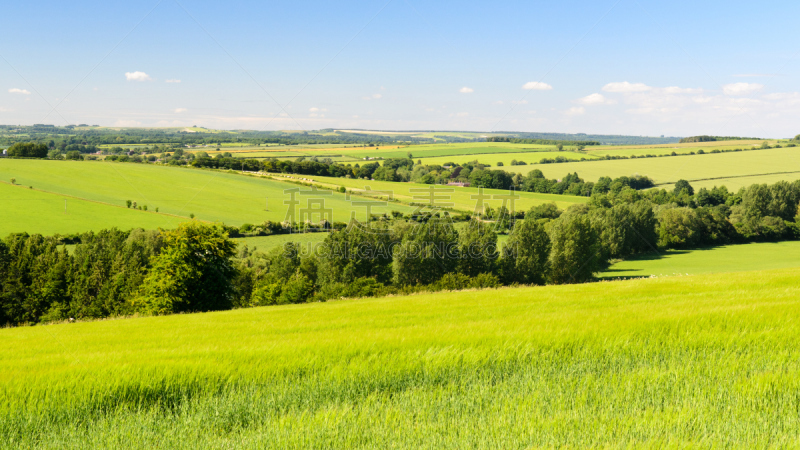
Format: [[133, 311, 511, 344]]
[[2, 178, 800, 327], [679, 135, 762, 143], [485, 137, 601, 146]]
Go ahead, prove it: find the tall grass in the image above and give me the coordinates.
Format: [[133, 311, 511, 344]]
[[2, 269, 800, 448]]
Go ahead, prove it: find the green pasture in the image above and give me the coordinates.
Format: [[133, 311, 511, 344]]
[[509, 147, 800, 188], [601, 241, 800, 279], [0, 160, 416, 228], [2, 269, 800, 447], [0, 182, 185, 237], [273, 174, 588, 211]]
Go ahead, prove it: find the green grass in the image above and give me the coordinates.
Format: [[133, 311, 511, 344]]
[[274, 173, 588, 211], [0, 182, 185, 236], [600, 241, 800, 279], [0, 160, 417, 230], [2, 269, 800, 447]]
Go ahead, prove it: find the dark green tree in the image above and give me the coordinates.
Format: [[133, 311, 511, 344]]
[[673, 179, 695, 196], [548, 213, 601, 284], [457, 220, 498, 277], [393, 219, 459, 285], [135, 222, 236, 315], [501, 217, 550, 284]]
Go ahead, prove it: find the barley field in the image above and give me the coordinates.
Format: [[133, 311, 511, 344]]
[[2, 269, 799, 448]]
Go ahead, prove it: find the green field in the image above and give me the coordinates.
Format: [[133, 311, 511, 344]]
[[601, 241, 800, 279], [0, 182, 186, 236], [302, 142, 557, 160], [207, 139, 800, 192], [512, 147, 800, 189], [418, 151, 596, 168], [273, 173, 588, 211], [0, 160, 418, 232], [584, 139, 774, 157], [3, 269, 800, 447]]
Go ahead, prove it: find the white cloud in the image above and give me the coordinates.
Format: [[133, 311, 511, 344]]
[[565, 106, 585, 116], [165, 79, 181, 83], [456, 112, 469, 117], [459, 87, 474, 94], [174, 108, 187, 113], [763, 92, 800, 101], [692, 96, 714, 103], [662, 86, 703, 94], [8, 88, 31, 95], [578, 93, 613, 105], [125, 71, 152, 82], [309, 107, 319, 112], [363, 93, 382, 100], [602, 82, 652, 93], [723, 82, 764, 96], [512, 99, 528, 105], [372, 93, 382, 99], [522, 81, 552, 91], [493, 100, 504, 105]]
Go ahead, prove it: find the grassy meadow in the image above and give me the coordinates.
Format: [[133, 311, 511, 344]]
[[584, 139, 775, 157], [601, 241, 800, 279], [0, 159, 418, 231], [272, 173, 587, 211], [512, 146, 800, 188], [0, 182, 185, 236], [197, 139, 798, 191], [2, 269, 800, 447]]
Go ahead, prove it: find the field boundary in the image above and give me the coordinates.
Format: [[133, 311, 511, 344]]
[[653, 170, 800, 187]]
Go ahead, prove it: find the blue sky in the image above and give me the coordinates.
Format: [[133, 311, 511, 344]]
[[1, 0, 798, 137]]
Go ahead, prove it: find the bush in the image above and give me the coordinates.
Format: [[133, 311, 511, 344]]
[[65, 151, 83, 161], [278, 272, 314, 304]]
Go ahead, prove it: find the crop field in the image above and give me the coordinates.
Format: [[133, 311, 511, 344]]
[[198, 140, 800, 193], [2, 269, 800, 447], [507, 147, 800, 188], [418, 151, 596, 168], [600, 241, 800, 279], [0, 160, 417, 232], [0, 182, 185, 236], [272, 173, 588, 211], [584, 139, 776, 157]]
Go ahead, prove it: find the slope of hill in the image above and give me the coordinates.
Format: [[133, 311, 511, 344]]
[[3, 269, 799, 447], [0, 182, 185, 236]]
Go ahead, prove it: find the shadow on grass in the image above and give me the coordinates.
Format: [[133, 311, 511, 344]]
[[597, 246, 729, 280]]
